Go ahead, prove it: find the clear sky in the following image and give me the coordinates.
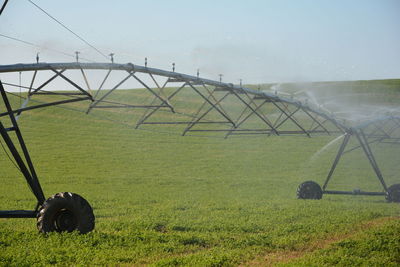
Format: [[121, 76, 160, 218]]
[[0, 0, 399, 84]]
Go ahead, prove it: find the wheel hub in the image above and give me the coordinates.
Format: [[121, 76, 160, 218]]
[[55, 209, 77, 232]]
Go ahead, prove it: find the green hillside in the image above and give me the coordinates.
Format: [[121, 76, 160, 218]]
[[0, 79, 399, 266]]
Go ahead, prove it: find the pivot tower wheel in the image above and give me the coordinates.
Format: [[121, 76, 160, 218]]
[[297, 181, 323, 200], [386, 184, 400, 203], [37, 192, 95, 234]]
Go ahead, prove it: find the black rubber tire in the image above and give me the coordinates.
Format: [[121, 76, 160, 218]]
[[386, 184, 400, 203], [37, 192, 95, 234], [297, 181, 323, 200]]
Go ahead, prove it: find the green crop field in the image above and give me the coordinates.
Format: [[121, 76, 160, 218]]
[[0, 79, 399, 266]]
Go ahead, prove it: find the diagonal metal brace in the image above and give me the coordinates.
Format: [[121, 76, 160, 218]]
[[182, 90, 231, 135], [187, 82, 236, 127], [355, 129, 388, 191], [50, 68, 93, 99], [225, 99, 269, 139], [231, 90, 278, 135], [271, 102, 310, 137]]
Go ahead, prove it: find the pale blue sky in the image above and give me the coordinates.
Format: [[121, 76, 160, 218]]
[[0, 0, 399, 83]]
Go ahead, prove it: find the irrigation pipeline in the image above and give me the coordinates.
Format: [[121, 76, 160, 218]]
[[0, 62, 348, 132], [1, 62, 399, 138]]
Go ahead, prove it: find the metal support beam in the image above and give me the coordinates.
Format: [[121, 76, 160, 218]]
[[91, 69, 112, 101], [271, 102, 310, 136], [0, 210, 37, 218], [182, 89, 231, 135], [323, 190, 385, 196], [302, 108, 330, 135], [149, 73, 171, 106], [88, 72, 132, 111], [30, 69, 66, 95], [0, 96, 92, 117], [80, 67, 93, 96], [231, 90, 278, 135], [201, 84, 231, 119], [322, 133, 351, 190], [136, 83, 187, 128], [355, 129, 388, 191], [225, 99, 269, 139], [50, 68, 93, 99], [186, 82, 236, 127], [130, 72, 174, 113], [0, 81, 46, 204]]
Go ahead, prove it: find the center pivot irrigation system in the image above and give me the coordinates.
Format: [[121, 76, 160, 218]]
[[0, 1, 399, 234], [0, 62, 399, 233]]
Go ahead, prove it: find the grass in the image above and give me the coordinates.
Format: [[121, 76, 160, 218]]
[[277, 218, 400, 266], [0, 79, 399, 266]]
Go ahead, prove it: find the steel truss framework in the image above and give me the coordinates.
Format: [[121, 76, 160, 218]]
[[0, 62, 399, 218]]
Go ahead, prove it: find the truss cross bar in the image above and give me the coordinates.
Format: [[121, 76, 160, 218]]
[[0, 97, 92, 117], [87, 69, 113, 114], [387, 118, 400, 137], [34, 92, 85, 96], [131, 73, 174, 113], [311, 118, 328, 132], [272, 103, 287, 128], [231, 100, 253, 125], [149, 73, 171, 100], [89, 72, 132, 111], [93, 69, 112, 100], [186, 87, 215, 122], [50, 68, 93, 99], [243, 90, 275, 124], [322, 133, 351, 190], [227, 95, 260, 131], [147, 73, 173, 111], [136, 76, 169, 120], [94, 105, 167, 109], [302, 109, 330, 135], [135, 83, 187, 128], [142, 121, 231, 125], [238, 91, 272, 123], [149, 73, 170, 100], [272, 104, 301, 131], [201, 84, 231, 119], [367, 120, 391, 139], [187, 83, 236, 127], [182, 91, 231, 135], [30, 69, 66, 95], [233, 90, 273, 126], [355, 130, 388, 191], [80, 68, 92, 96], [28, 70, 38, 95], [136, 76, 171, 111], [243, 91, 267, 113], [385, 120, 400, 137], [343, 137, 383, 155], [231, 90, 278, 135], [272, 102, 310, 136], [272, 101, 302, 129], [393, 118, 400, 128], [225, 100, 268, 139]]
